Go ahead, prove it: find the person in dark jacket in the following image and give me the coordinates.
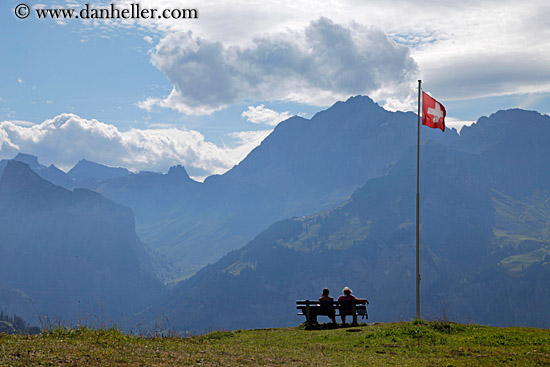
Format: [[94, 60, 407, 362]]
[[318, 288, 336, 324]]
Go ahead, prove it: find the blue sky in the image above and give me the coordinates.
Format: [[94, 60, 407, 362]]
[[1, 0, 549, 179]]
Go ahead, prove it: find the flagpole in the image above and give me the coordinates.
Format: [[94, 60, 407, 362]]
[[416, 79, 421, 320]]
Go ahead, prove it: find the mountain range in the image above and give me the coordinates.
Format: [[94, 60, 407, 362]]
[[0, 160, 163, 326], [0, 96, 549, 332], [0, 154, 134, 190], [96, 96, 460, 277], [137, 107, 550, 332]]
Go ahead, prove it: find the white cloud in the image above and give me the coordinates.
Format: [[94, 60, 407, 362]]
[[241, 105, 292, 126], [102, 1, 549, 110], [10, 120, 35, 127], [226, 129, 273, 158], [228, 129, 272, 146], [518, 93, 546, 110], [140, 17, 417, 115], [136, 97, 159, 112], [15, 1, 550, 122], [143, 35, 154, 44], [0, 113, 272, 177], [445, 117, 475, 133], [406, 2, 550, 101], [434, 4, 548, 101], [17, 78, 23, 84]]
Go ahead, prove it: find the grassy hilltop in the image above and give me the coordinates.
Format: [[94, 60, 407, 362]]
[[1, 321, 549, 366]]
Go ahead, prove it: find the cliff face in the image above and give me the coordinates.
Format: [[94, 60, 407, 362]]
[[0, 161, 163, 325]]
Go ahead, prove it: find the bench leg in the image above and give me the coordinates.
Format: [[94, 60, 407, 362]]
[[352, 304, 358, 326], [305, 301, 312, 327]]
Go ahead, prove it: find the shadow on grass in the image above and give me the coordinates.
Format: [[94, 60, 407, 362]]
[[300, 322, 372, 331]]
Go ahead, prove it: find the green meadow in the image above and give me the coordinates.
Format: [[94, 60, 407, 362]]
[[1, 321, 549, 366]]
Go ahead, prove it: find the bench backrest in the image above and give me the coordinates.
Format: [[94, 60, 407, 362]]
[[296, 300, 366, 307]]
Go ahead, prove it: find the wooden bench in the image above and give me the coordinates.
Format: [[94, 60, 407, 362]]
[[296, 300, 368, 327]]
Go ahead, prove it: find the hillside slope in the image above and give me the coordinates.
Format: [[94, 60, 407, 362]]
[[99, 96, 459, 276], [0, 161, 164, 325], [142, 109, 550, 331]]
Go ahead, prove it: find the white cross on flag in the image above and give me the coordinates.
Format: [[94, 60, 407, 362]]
[[422, 92, 446, 132]]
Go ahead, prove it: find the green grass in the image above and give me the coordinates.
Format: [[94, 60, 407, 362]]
[[492, 190, 550, 244], [500, 247, 550, 274], [279, 213, 371, 252], [1, 321, 549, 366]]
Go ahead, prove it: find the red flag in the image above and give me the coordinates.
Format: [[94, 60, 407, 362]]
[[422, 92, 446, 132]]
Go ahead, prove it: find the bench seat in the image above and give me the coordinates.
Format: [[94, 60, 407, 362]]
[[296, 300, 367, 326]]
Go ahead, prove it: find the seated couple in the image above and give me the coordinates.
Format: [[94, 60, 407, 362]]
[[318, 287, 369, 324]]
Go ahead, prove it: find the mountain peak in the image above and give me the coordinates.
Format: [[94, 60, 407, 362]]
[[68, 159, 131, 182], [454, 108, 550, 154], [13, 153, 40, 168], [345, 94, 377, 105], [310, 94, 383, 122], [0, 160, 59, 195], [167, 165, 190, 180], [2, 160, 39, 180]]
